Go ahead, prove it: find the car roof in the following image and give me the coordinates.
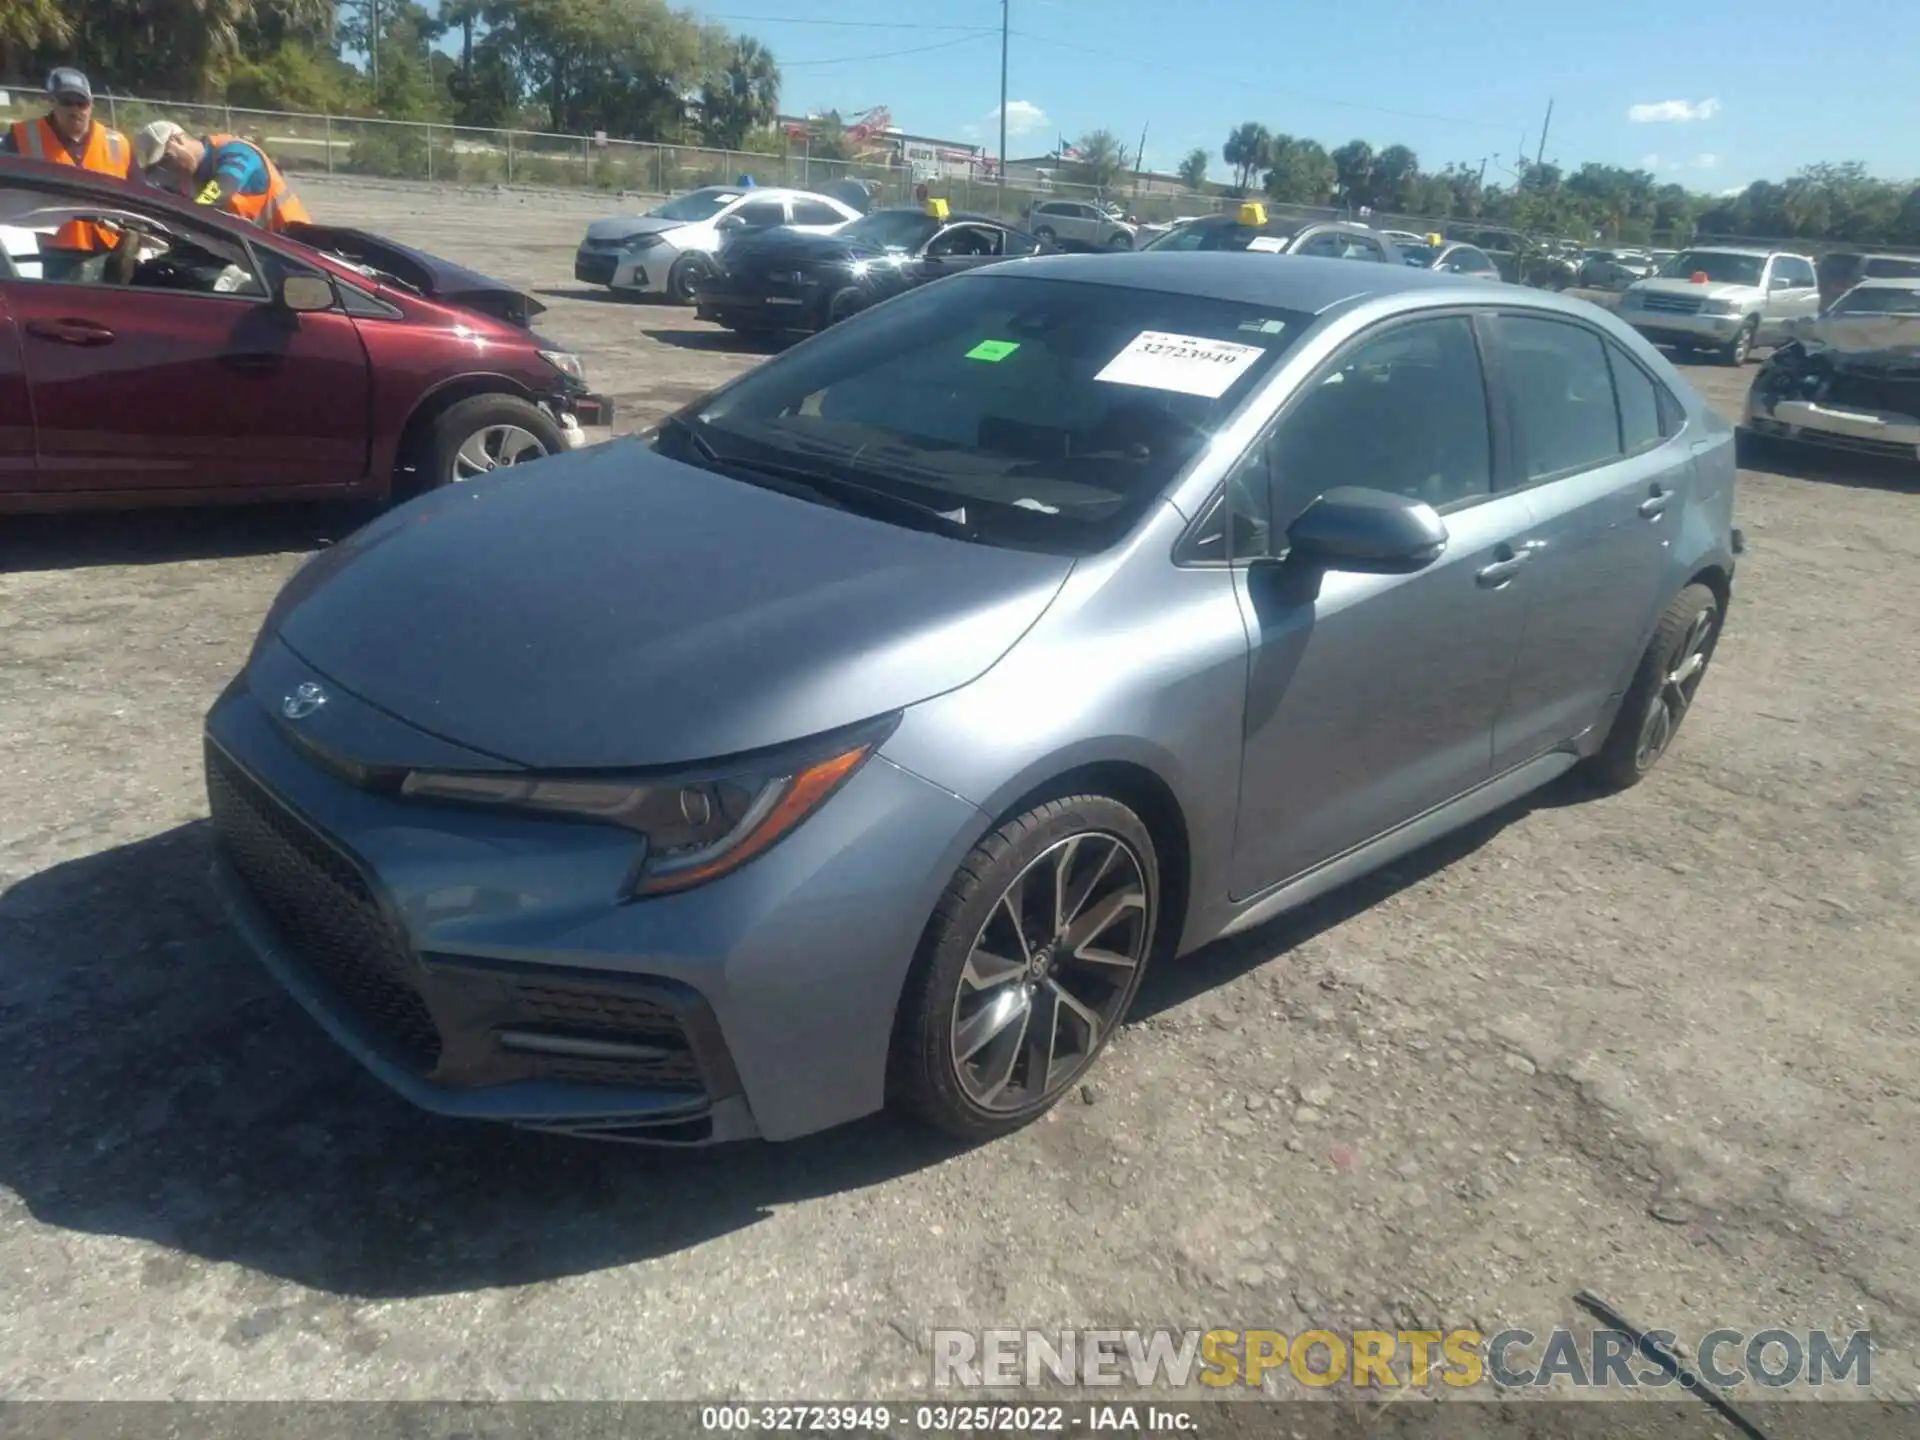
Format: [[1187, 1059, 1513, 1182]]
[[992, 250, 1504, 315], [1852, 276, 1920, 290], [1680, 244, 1798, 258]]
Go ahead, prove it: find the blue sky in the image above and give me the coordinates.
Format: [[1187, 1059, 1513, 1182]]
[[684, 0, 1918, 190]]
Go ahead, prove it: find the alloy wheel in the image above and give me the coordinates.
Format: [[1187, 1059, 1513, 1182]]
[[451, 424, 549, 481], [948, 832, 1150, 1112], [1635, 604, 1715, 769]]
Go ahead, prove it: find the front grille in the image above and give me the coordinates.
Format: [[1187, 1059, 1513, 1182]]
[[505, 980, 703, 1093], [1642, 292, 1706, 315], [207, 744, 442, 1071], [573, 253, 618, 284]]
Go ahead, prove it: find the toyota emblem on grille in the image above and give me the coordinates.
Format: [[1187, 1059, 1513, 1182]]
[[281, 682, 328, 721]]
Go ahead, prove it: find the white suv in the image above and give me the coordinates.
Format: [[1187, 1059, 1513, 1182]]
[[1026, 199, 1137, 251], [1619, 247, 1821, 364], [574, 186, 861, 303]]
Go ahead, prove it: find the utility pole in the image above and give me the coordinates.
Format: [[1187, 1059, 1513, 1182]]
[[1476, 155, 1489, 185], [368, 0, 380, 94], [1134, 120, 1148, 195], [997, 0, 1009, 217], [1536, 98, 1553, 171]]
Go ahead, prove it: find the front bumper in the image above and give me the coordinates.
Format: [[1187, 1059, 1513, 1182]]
[[203, 659, 984, 1144], [1746, 355, 1920, 461], [1622, 309, 1747, 347], [559, 392, 613, 432], [573, 245, 671, 293]]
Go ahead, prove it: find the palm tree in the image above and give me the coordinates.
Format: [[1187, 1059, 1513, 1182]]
[[1223, 121, 1270, 196], [702, 35, 780, 150]]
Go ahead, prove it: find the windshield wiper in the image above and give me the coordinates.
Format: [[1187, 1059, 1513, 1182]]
[[659, 415, 980, 541]]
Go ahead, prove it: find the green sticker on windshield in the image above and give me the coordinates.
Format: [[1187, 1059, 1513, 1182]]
[[965, 339, 1021, 362]]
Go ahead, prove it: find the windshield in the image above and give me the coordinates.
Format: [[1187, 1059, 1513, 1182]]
[[1863, 256, 1920, 280], [1145, 221, 1298, 253], [665, 274, 1310, 555], [1400, 244, 1437, 267], [1659, 250, 1764, 286], [648, 189, 741, 223], [1832, 285, 1920, 316], [840, 211, 941, 251]]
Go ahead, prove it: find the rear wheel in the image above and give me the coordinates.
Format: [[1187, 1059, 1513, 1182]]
[[822, 286, 867, 328], [1587, 583, 1721, 789], [891, 796, 1157, 1141], [406, 394, 566, 499], [1034, 225, 1057, 246]]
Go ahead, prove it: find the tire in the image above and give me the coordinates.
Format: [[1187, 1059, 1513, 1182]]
[[1721, 317, 1758, 366], [1587, 583, 1721, 790], [1034, 225, 1057, 245], [665, 253, 706, 305], [1107, 231, 1133, 251], [408, 393, 566, 499], [890, 795, 1158, 1141], [822, 286, 867, 328]]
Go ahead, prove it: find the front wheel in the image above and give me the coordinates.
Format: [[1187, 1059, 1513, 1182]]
[[890, 796, 1157, 1141], [822, 286, 867, 328], [1587, 583, 1721, 789], [666, 253, 708, 304], [410, 394, 566, 498], [1034, 225, 1057, 246], [1721, 317, 1758, 366]]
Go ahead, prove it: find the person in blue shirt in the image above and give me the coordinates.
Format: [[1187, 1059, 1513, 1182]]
[[133, 121, 311, 231]]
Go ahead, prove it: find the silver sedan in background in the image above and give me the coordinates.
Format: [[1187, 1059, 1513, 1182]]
[[206, 253, 1738, 1147]]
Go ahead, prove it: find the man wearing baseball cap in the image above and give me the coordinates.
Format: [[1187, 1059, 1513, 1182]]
[[2, 69, 133, 279], [135, 121, 311, 233]]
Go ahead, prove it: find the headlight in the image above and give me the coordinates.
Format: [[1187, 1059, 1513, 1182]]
[[1702, 297, 1745, 316], [621, 233, 664, 252], [538, 349, 585, 382], [398, 720, 893, 897]]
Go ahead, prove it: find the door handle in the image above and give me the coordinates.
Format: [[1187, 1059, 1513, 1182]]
[[1475, 543, 1534, 588], [25, 318, 115, 346], [1639, 484, 1671, 519]]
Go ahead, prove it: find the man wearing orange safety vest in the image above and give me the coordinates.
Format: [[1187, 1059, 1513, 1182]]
[[1, 68, 133, 280], [133, 121, 311, 233]]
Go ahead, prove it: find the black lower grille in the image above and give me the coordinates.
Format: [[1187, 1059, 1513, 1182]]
[[207, 744, 442, 1071], [574, 253, 617, 284], [506, 981, 704, 1093]]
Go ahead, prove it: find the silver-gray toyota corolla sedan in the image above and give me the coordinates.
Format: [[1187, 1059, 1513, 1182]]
[[206, 253, 1740, 1146]]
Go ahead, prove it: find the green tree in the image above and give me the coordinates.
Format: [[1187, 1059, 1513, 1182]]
[[1330, 138, 1376, 208], [1263, 134, 1334, 205], [1070, 128, 1127, 190], [1369, 143, 1420, 211], [700, 35, 780, 150], [1177, 147, 1209, 192], [1222, 121, 1270, 196]]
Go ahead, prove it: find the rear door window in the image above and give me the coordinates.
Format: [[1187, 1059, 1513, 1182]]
[[734, 199, 788, 230], [1494, 314, 1624, 482], [1605, 342, 1665, 456]]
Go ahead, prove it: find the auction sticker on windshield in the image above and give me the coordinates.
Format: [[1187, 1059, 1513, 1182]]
[[965, 339, 1021, 362], [1095, 330, 1268, 399]]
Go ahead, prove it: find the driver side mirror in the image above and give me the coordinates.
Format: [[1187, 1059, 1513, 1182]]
[[1769, 273, 1795, 290], [1284, 487, 1448, 573], [278, 274, 334, 312], [715, 214, 746, 232]]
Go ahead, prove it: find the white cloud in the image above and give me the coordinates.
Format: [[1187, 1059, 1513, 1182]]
[[1692, 152, 1719, 169], [1627, 98, 1721, 123], [1640, 151, 1720, 173], [1640, 153, 1663, 170], [986, 100, 1049, 138]]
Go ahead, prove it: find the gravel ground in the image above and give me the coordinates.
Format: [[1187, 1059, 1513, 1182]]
[[1, 179, 1916, 1403]]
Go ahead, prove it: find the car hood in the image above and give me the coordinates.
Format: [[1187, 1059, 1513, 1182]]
[[1630, 277, 1759, 303], [583, 215, 688, 245], [1784, 313, 1920, 361], [286, 223, 546, 327], [266, 442, 1074, 769]]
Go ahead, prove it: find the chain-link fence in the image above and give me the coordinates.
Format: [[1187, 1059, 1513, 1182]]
[[3, 85, 1635, 270]]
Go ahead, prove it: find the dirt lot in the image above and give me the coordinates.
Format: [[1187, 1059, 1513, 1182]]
[[1, 178, 1916, 1403]]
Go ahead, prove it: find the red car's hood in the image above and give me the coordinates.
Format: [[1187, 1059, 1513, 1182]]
[[285, 223, 545, 329]]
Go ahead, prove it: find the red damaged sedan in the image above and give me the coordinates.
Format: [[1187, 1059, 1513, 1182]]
[[0, 156, 609, 513]]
